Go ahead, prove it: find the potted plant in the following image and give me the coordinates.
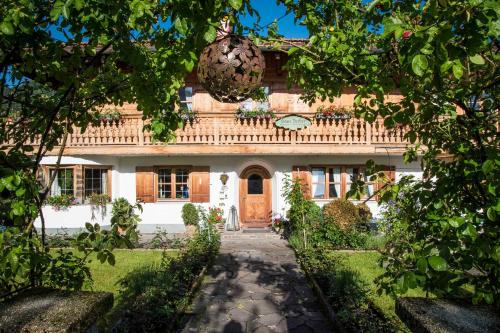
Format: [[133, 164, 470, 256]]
[[182, 203, 200, 236], [207, 206, 225, 230]]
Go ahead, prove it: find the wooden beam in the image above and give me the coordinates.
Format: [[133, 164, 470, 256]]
[[44, 144, 409, 156]]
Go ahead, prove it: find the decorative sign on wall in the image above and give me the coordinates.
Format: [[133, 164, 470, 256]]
[[275, 115, 312, 130]]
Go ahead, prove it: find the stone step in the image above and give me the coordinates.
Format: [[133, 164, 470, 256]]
[[220, 229, 282, 241]]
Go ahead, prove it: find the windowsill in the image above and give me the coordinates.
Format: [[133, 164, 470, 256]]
[[156, 199, 190, 202]]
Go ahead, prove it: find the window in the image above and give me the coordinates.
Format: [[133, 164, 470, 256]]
[[50, 168, 74, 196], [248, 174, 263, 194], [179, 87, 193, 111], [308, 166, 375, 200], [84, 168, 109, 197], [157, 168, 190, 199], [241, 86, 270, 111]]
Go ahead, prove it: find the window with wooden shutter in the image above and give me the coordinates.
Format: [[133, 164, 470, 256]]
[[291, 166, 311, 199], [190, 166, 210, 203], [136, 166, 155, 203]]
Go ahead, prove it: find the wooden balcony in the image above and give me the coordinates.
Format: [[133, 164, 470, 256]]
[[42, 112, 410, 156]]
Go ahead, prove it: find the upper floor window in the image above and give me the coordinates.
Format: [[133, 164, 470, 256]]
[[50, 168, 74, 196], [179, 87, 193, 111], [158, 167, 190, 200], [241, 86, 270, 111], [84, 167, 109, 197]]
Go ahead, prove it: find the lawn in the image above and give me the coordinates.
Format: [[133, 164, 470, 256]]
[[330, 251, 428, 321], [84, 249, 179, 299]]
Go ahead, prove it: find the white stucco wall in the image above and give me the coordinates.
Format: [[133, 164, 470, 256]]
[[37, 154, 423, 233]]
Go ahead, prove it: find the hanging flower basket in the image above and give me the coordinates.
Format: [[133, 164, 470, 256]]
[[197, 35, 265, 103], [315, 105, 353, 120]]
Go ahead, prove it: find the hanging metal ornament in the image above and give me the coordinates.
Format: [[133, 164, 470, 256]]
[[197, 19, 265, 103]]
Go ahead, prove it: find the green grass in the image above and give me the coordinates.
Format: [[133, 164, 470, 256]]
[[84, 249, 171, 298], [51, 248, 176, 300], [330, 251, 428, 321]]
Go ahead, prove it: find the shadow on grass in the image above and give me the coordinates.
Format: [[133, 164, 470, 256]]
[[304, 251, 399, 332], [106, 233, 219, 333]]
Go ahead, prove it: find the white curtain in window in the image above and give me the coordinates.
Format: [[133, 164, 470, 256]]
[[311, 168, 325, 198], [50, 171, 61, 195], [330, 168, 341, 197]]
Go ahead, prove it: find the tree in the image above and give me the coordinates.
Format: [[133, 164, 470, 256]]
[[0, 0, 254, 294], [272, 0, 499, 306]]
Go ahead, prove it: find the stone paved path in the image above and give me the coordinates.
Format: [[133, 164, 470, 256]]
[[181, 237, 332, 333]]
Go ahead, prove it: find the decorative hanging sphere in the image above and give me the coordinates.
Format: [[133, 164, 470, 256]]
[[197, 35, 265, 103]]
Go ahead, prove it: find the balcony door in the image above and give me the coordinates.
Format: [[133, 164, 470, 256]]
[[239, 166, 271, 228]]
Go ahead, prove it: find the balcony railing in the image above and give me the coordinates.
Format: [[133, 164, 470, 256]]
[[24, 112, 409, 148]]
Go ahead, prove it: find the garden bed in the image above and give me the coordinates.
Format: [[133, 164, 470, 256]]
[[297, 250, 430, 332]]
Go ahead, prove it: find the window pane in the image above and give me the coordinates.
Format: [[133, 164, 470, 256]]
[[176, 184, 189, 199], [248, 174, 263, 194], [329, 183, 341, 198], [176, 169, 189, 183], [158, 169, 172, 199], [85, 168, 107, 197], [311, 168, 325, 199], [329, 167, 341, 183], [51, 169, 73, 196]]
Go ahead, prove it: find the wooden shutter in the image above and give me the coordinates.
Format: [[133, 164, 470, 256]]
[[74, 165, 83, 201], [292, 166, 312, 199], [136, 166, 155, 203], [190, 166, 210, 203]]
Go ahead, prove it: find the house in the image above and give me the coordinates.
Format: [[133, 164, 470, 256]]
[[36, 42, 422, 234]]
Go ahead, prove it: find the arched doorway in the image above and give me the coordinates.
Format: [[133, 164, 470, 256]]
[[239, 165, 272, 227]]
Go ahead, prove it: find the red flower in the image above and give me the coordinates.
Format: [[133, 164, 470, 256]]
[[402, 31, 412, 40]]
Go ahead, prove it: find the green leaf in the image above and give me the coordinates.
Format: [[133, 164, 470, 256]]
[[487, 207, 496, 221], [85, 222, 94, 232], [469, 54, 485, 65], [428, 256, 448, 271], [417, 258, 428, 273], [412, 54, 428, 76], [107, 253, 115, 266], [452, 62, 463, 79], [448, 217, 464, 228], [482, 160, 494, 175], [438, 0, 448, 7], [462, 223, 477, 239], [0, 21, 14, 35], [203, 26, 217, 43], [174, 17, 188, 35], [74, 0, 84, 10], [229, 0, 243, 10], [305, 60, 314, 71]]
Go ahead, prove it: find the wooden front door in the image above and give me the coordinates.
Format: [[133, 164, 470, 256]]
[[239, 166, 271, 227]]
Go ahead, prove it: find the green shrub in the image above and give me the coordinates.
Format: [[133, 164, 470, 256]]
[[111, 198, 142, 230], [323, 199, 358, 230], [181, 203, 199, 226], [310, 222, 368, 250], [115, 224, 220, 332]]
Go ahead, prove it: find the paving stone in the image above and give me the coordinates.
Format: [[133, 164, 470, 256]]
[[181, 236, 332, 333]]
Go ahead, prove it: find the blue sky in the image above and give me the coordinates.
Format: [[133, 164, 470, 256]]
[[240, 1, 309, 38]]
